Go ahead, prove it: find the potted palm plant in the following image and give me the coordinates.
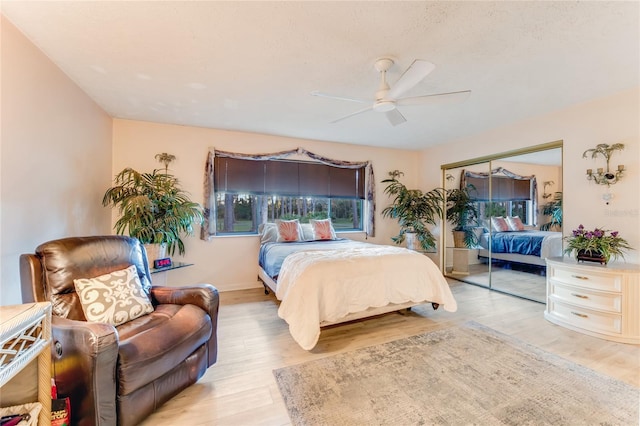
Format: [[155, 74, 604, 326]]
[[381, 170, 444, 251], [540, 192, 562, 231], [102, 163, 203, 261], [445, 184, 479, 248]]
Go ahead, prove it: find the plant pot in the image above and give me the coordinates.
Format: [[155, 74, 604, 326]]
[[452, 231, 467, 248], [576, 249, 607, 265], [144, 243, 167, 265], [405, 232, 419, 251]]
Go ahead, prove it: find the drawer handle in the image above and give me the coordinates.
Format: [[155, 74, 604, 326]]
[[571, 275, 589, 280], [571, 311, 588, 318], [570, 293, 589, 299]]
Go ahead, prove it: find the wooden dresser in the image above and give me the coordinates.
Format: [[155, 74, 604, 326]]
[[545, 257, 639, 344]]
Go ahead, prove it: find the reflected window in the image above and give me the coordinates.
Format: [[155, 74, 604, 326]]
[[463, 167, 537, 226]]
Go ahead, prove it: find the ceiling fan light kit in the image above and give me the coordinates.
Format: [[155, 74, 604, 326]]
[[312, 57, 470, 126], [373, 100, 396, 112]]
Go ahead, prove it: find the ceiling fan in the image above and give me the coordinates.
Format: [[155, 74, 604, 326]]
[[312, 57, 471, 126]]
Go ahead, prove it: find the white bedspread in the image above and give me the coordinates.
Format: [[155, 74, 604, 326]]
[[275, 245, 457, 350]]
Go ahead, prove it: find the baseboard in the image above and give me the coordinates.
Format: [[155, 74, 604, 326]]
[[218, 280, 263, 292]]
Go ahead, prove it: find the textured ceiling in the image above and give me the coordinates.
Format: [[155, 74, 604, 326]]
[[2, 1, 638, 150]]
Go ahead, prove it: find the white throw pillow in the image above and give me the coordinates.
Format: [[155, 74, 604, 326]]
[[300, 223, 314, 241], [258, 222, 279, 244], [74, 264, 153, 326]]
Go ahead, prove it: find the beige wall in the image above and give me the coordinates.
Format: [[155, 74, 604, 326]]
[[420, 87, 640, 264], [112, 119, 421, 291], [1, 17, 113, 305], [3, 12, 637, 302]]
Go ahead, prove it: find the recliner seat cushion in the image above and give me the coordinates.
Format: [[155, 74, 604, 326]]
[[116, 303, 212, 395]]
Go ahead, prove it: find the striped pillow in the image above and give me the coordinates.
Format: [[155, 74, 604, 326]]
[[491, 216, 510, 232], [507, 216, 525, 231]]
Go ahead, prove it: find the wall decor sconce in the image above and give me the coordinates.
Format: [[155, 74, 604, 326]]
[[155, 152, 176, 173], [542, 181, 555, 199], [583, 143, 625, 186]]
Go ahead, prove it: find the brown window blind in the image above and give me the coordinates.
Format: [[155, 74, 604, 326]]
[[214, 156, 365, 199], [466, 176, 531, 201]]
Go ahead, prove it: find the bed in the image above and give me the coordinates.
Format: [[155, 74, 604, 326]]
[[257, 224, 457, 350], [477, 229, 563, 267]]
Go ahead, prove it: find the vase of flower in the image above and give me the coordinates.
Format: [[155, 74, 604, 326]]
[[564, 225, 632, 264]]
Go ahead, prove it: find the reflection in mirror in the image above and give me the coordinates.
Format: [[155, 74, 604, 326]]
[[443, 145, 562, 303], [487, 149, 562, 302]]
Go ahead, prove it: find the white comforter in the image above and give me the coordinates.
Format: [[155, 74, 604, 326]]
[[275, 245, 457, 350]]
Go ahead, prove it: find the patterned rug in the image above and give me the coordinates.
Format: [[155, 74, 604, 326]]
[[274, 322, 639, 425]]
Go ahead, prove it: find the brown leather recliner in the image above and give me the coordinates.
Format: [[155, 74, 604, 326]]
[[20, 235, 219, 426]]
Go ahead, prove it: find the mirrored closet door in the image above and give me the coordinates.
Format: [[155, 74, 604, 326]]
[[442, 142, 563, 303]]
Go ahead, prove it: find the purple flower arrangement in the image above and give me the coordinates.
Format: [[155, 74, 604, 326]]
[[564, 224, 632, 263]]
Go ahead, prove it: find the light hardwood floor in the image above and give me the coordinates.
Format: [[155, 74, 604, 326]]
[[140, 280, 640, 426]]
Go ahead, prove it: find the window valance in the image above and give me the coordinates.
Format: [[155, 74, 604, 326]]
[[201, 147, 375, 240], [214, 156, 365, 198]]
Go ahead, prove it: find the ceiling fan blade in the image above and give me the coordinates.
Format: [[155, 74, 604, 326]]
[[387, 60, 435, 99], [397, 90, 471, 106], [330, 105, 374, 123], [385, 108, 406, 126], [311, 91, 368, 104]]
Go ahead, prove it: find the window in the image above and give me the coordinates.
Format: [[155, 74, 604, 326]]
[[465, 170, 535, 225], [477, 200, 530, 225], [214, 157, 365, 234]]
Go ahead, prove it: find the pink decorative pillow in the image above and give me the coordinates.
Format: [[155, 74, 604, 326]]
[[310, 219, 337, 240], [491, 216, 510, 232], [275, 219, 303, 242], [506, 216, 525, 231]]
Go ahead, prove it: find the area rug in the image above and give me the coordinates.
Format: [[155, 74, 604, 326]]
[[273, 322, 639, 425]]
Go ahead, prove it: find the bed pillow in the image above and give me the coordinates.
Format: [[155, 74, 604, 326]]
[[275, 219, 303, 242], [300, 223, 315, 241], [74, 265, 154, 326], [506, 216, 525, 231], [310, 219, 337, 240], [491, 216, 510, 232], [258, 222, 279, 244]]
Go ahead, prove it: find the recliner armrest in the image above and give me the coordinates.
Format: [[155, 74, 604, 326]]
[[150, 284, 219, 366], [150, 284, 218, 313], [51, 316, 119, 426]]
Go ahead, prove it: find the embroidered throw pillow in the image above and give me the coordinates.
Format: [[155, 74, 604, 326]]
[[491, 216, 510, 233], [275, 219, 303, 242], [310, 219, 337, 240], [507, 216, 525, 231], [74, 265, 154, 326]]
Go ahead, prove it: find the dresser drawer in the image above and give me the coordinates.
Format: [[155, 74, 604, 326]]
[[549, 283, 622, 313], [550, 267, 621, 292], [548, 300, 621, 335]]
